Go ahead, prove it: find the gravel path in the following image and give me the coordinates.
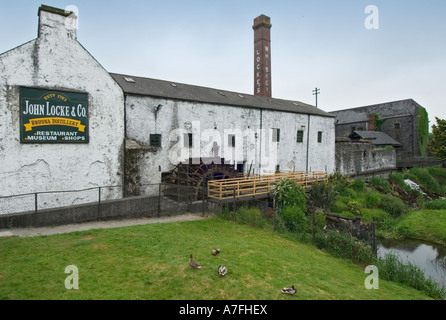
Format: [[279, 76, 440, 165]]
[[0, 213, 207, 238]]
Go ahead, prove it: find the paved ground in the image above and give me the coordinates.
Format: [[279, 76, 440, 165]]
[[0, 213, 208, 238]]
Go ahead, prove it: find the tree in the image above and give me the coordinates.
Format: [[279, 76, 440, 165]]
[[428, 117, 446, 163]]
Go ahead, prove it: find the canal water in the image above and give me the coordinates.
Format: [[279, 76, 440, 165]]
[[377, 239, 446, 291]]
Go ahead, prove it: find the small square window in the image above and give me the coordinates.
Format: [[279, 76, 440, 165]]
[[394, 123, 401, 129], [149, 134, 161, 147], [297, 130, 304, 143], [272, 128, 280, 142], [318, 131, 323, 143], [228, 134, 236, 147]]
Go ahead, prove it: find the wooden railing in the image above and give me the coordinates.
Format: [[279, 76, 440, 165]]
[[207, 171, 328, 201]]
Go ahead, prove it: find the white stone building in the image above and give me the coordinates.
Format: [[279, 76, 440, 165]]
[[0, 6, 125, 210], [0, 5, 335, 213]]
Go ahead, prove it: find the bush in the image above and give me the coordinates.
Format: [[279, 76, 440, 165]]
[[351, 179, 366, 193], [329, 171, 352, 194], [369, 176, 392, 193], [330, 198, 348, 213], [340, 187, 357, 199], [379, 195, 408, 218], [277, 205, 309, 234], [309, 181, 337, 210], [365, 191, 382, 208], [272, 178, 307, 211], [347, 201, 363, 216]]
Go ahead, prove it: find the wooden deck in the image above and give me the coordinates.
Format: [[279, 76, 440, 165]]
[[207, 171, 328, 203]]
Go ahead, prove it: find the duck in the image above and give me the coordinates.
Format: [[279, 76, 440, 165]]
[[281, 285, 296, 295], [189, 254, 201, 269], [218, 265, 227, 276], [211, 248, 221, 256]]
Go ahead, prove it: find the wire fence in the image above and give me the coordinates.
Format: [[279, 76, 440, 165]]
[[0, 183, 212, 229]]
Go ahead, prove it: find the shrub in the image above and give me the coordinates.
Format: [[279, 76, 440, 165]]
[[309, 181, 337, 210], [347, 201, 363, 216], [272, 178, 307, 211], [369, 176, 392, 193], [340, 187, 357, 199], [365, 191, 382, 208], [330, 198, 348, 213], [351, 179, 366, 193], [379, 195, 408, 218], [329, 171, 352, 194], [277, 205, 309, 234]]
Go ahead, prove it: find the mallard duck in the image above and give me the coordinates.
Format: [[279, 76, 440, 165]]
[[189, 254, 201, 269], [218, 265, 227, 276], [211, 248, 221, 256], [281, 285, 296, 295]]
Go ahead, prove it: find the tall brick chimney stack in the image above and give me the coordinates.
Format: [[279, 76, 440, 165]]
[[253, 15, 272, 98]]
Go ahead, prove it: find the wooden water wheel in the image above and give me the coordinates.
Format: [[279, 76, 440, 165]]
[[163, 159, 240, 201]]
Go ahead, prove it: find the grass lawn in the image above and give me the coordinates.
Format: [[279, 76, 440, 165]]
[[0, 217, 433, 300]]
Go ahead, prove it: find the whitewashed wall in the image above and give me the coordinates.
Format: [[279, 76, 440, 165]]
[[125, 95, 336, 191], [0, 8, 124, 212]]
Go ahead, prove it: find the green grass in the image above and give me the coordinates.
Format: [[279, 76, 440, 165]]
[[393, 210, 446, 245], [0, 218, 433, 300]]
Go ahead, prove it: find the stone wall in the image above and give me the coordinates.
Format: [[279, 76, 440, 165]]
[[336, 140, 396, 177]]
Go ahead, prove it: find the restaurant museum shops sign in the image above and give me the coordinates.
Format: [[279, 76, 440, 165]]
[[20, 87, 89, 143]]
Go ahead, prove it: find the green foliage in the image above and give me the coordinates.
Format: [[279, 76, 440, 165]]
[[276, 205, 309, 234], [417, 108, 429, 157], [428, 117, 446, 161], [405, 167, 445, 196], [314, 230, 375, 266], [340, 187, 357, 198], [351, 179, 366, 193], [379, 194, 408, 218], [388, 172, 409, 190], [271, 178, 307, 211], [347, 201, 363, 216], [423, 199, 446, 210], [365, 190, 382, 208], [328, 171, 352, 193], [377, 253, 445, 300], [309, 181, 337, 210], [369, 176, 392, 193], [374, 113, 387, 132]]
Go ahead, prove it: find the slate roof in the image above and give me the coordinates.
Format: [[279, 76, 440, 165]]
[[110, 73, 334, 118], [330, 99, 422, 124], [349, 131, 401, 147]]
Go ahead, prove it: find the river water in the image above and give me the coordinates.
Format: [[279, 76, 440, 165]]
[[377, 239, 446, 291]]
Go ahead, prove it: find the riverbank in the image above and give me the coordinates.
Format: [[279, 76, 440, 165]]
[[377, 210, 446, 246]]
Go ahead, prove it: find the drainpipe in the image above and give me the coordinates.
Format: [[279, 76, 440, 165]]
[[306, 114, 311, 172], [259, 109, 263, 174]]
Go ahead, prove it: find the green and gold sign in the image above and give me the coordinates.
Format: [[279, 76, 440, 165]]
[[20, 87, 89, 143]]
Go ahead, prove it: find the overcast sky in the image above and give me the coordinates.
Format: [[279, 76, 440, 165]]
[[1, 0, 445, 130]]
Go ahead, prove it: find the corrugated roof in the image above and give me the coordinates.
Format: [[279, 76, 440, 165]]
[[350, 131, 401, 146], [110, 73, 334, 118]]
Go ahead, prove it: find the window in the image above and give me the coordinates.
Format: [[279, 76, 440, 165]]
[[228, 134, 236, 147], [149, 134, 161, 147], [297, 130, 304, 143], [394, 122, 401, 129], [317, 131, 323, 143], [272, 128, 280, 142], [184, 133, 193, 148]]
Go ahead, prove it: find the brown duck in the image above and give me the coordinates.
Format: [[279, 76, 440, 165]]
[[189, 254, 201, 269]]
